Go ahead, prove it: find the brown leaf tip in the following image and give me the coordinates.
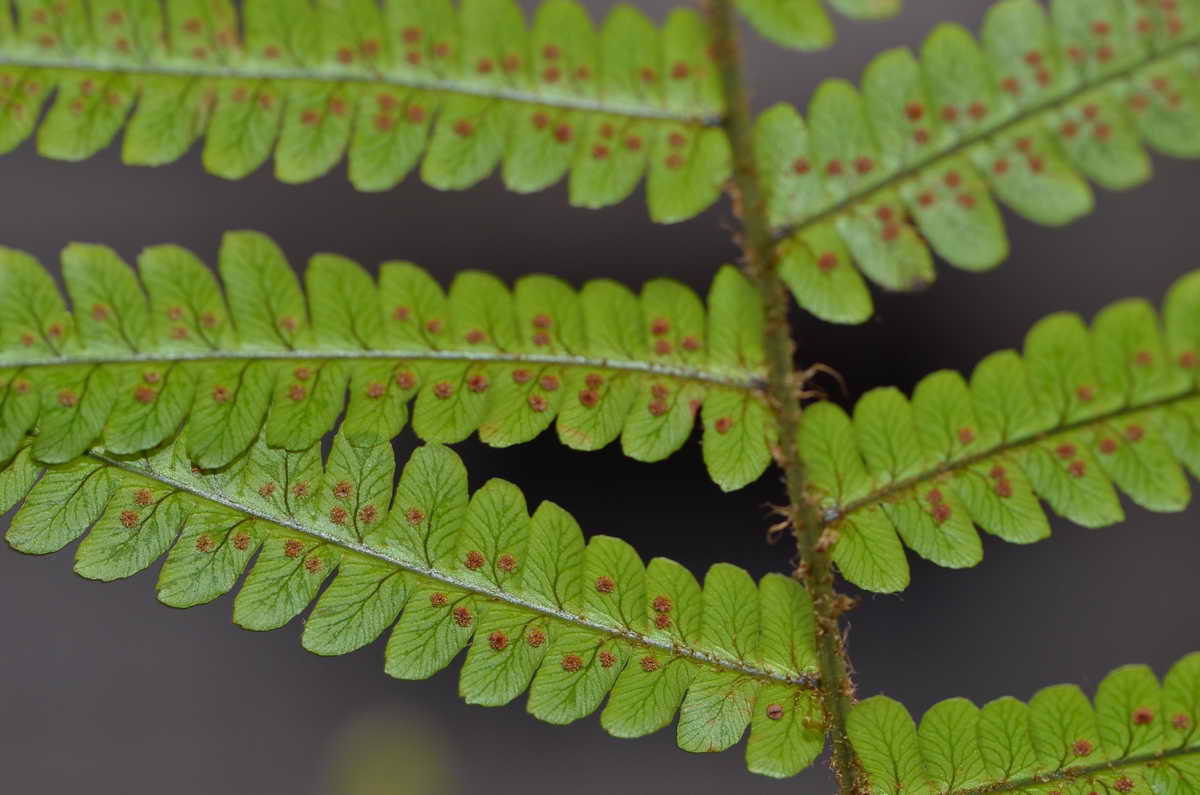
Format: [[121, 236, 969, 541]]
[[595, 575, 615, 594]]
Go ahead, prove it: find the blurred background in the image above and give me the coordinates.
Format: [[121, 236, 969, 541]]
[[3, 1, 1200, 792]]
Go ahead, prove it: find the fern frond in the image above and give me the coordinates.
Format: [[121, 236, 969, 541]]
[[0, 231, 774, 490], [799, 269, 1200, 593], [0, 0, 732, 224], [1, 431, 824, 778], [735, 0, 901, 52], [848, 653, 1200, 795], [756, 0, 1200, 323]]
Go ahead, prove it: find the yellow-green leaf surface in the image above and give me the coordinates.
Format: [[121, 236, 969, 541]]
[[2, 433, 822, 777], [0, 0, 730, 223], [758, 0, 1200, 323], [850, 653, 1200, 794], [0, 234, 771, 490], [801, 269, 1200, 592]]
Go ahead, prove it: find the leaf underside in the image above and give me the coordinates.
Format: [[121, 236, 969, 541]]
[[0, 0, 733, 224], [1, 433, 824, 778], [0, 230, 773, 490], [800, 269, 1200, 593], [758, 0, 1200, 324], [850, 653, 1200, 795]]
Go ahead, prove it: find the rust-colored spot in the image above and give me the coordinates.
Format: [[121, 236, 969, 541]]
[[595, 575, 615, 594], [792, 157, 811, 175], [905, 102, 924, 121], [527, 628, 547, 647], [665, 153, 684, 170], [624, 135, 643, 151], [855, 156, 874, 175], [303, 555, 324, 574], [18, 333, 34, 347], [585, 373, 605, 390], [995, 479, 1013, 498], [57, 389, 78, 408], [561, 654, 583, 672], [373, 114, 394, 132], [668, 131, 687, 149], [1075, 384, 1096, 403], [406, 104, 426, 123], [1114, 777, 1135, 793], [914, 128, 930, 145], [497, 554, 517, 573], [654, 338, 673, 355], [500, 53, 521, 72], [941, 105, 959, 122], [578, 389, 598, 407], [528, 394, 548, 413], [1028, 155, 1045, 174], [1099, 438, 1118, 455], [430, 592, 448, 607], [120, 510, 139, 528], [134, 489, 153, 507], [993, 158, 1010, 175], [332, 480, 352, 499], [465, 328, 486, 344], [640, 655, 659, 672], [1134, 350, 1154, 366], [1132, 706, 1154, 725], [12, 379, 30, 395], [651, 384, 670, 400], [650, 317, 670, 336], [258, 482, 276, 498], [715, 416, 733, 434], [394, 370, 416, 389], [654, 613, 672, 629], [1061, 120, 1079, 138], [452, 605, 472, 627], [926, 489, 944, 505], [648, 399, 668, 417], [1002, 76, 1021, 95], [465, 550, 485, 570], [1172, 713, 1192, 730], [511, 369, 532, 384], [592, 144, 610, 159], [453, 119, 474, 137], [134, 385, 156, 404], [1069, 459, 1088, 478], [1125, 424, 1145, 442], [329, 506, 348, 525], [292, 366, 311, 381], [467, 373, 489, 393], [944, 170, 962, 189], [553, 123, 573, 143], [433, 381, 453, 399], [195, 535, 215, 553], [533, 333, 551, 347], [932, 503, 952, 523], [653, 595, 672, 613], [540, 375, 560, 392], [405, 507, 426, 526], [232, 532, 251, 551], [488, 631, 508, 651], [917, 192, 935, 208], [292, 481, 310, 498], [958, 427, 976, 444], [283, 539, 304, 558], [825, 159, 844, 177], [598, 650, 616, 668], [300, 109, 320, 126], [1056, 443, 1078, 460], [366, 381, 386, 399], [1179, 351, 1198, 369], [767, 703, 785, 721], [968, 101, 988, 121], [957, 194, 977, 210], [1072, 738, 1095, 757], [881, 224, 900, 242], [287, 383, 307, 402], [358, 505, 378, 524]]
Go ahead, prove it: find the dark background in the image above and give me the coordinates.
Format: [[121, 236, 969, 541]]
[[3, 1, 1200, 792]]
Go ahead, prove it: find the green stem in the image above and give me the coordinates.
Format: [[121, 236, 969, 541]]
[[706, 3, 864, 791]]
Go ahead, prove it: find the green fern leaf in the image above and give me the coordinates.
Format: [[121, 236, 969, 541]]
[[849, 653, 1200, 795], [1, 431, 823, 777], [734, 0, 901, 52], [801, 268, 1200, 593], [758, 0, 1200, 323], [0, 231, 772, 490], [0, 0, 732, 223]]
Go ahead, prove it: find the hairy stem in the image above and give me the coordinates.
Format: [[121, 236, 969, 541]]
[[706, 3, 864, 791]]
